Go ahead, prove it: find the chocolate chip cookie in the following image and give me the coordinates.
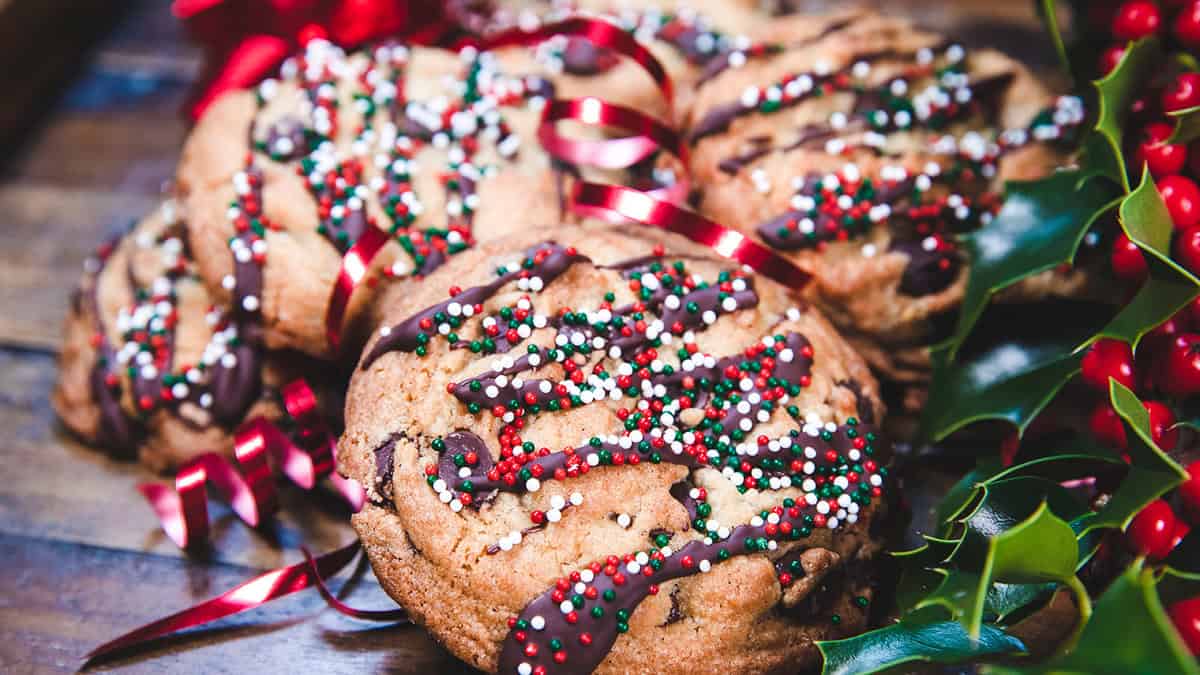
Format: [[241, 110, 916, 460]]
[[53, 200, 318, 472], [340, 222, 892, 674], [684, 11, 1091, 402], [178, 39, 602, 360]]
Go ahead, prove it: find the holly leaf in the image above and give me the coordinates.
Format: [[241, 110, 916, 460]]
[[1168, 105, 1200, 144], [947, 169, 1119, 361], [923, 339, 1083, 442], [893, 536, 963, 612], [918, 479, 1082, 638], [985, 566, 1200, 675], [1078, 381, 1189, 533], [818, 607, 1026, 675], [1095, 169, 1200, 346], [1091, 37, 1162, 191]]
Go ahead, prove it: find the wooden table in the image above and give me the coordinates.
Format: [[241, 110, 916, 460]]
[[0, 2, 1062, 672]]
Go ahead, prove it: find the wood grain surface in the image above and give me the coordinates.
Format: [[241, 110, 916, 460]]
[[0, 1, 1063, 673]]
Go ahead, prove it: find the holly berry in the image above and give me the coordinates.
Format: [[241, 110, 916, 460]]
[[1174, 225, 1200, 274], [1112, 232, 1149, 281], [1176, 1, 1200, 48], [1159, 175, 1200, 229], [1169, 596, 1200, 656], [1162, 333, 1200, 395], [1127, 499, 1180, 559], [1100, 44, 1127, 75], [1112, 1, 1162, 40], [1090, 402, 1128, 448], [1081, 338, 1137, 392], [1136, 122, 1188, 177], [1089, 400, 1178, 450], [1144, 399, 1179, 451], [1180, 460, 1200, 523], [1162, 73, 1200, 113]]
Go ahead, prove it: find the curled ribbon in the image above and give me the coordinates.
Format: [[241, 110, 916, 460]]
[[467, 17, 673, 104], [325, 225, 390, 352], [537, 97, 686, 171], [85, 540, 406, 664], [138, 379, 365, 549], [570, 181, 812, 289]]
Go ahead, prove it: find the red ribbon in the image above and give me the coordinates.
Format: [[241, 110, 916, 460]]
[[537, 97, 686, 170], [177, 0, 443, 120], [138, 379, 365, 550], [84, 540, 406, 663], [466, 17, 673, 104], [570, 182, 812, 289], [326, 225, 390, 352]]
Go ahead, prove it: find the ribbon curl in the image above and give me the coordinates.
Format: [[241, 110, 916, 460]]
[[138, 379, 365, 550], [570, 182, 811, 289], [85, 540, 406, 664]]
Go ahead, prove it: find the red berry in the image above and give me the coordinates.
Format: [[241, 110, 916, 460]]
[[1112, 1, 1162, 40], [1099, 44, 1127, 74], [1159, 175, 1200, 229], [1163, 73, 1200, 113], [1182, 461, 1200, 524], [1169, 596, 1200, 656], [1136, 122, 1188, 177], [1081, 338, 1137, 391], [1175, 226, 1200, 274], [1162, 333, 1200, 395], [1090, 402, 1128, 448], [1127, 499, 1180, 559], [1111, 232, 1149, 281], [1175, 1, 1200, 48], [1089, 400, 1178, 450], [1145, 399, 1179, 451]]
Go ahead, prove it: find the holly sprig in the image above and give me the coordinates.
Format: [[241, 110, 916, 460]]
[[817, 3, 1200, 671]]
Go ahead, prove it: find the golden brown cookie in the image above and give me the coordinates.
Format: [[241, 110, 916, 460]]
[[178, 40, 595, 360], [340, 223, 891, 674], [683, 11, 1087, 400], [53, 200, 322, 473]]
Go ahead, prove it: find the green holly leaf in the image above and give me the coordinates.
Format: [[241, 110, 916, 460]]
[[1168, 105, 1200, 144], [818, 607, 1026, 675], [1078, 381, 1189, 533], [1091, 37, 1162, 191], [1095, 169, 1200, 346], [985, 566, 1200, 675], [923, 338, 1083, 443], [947, 169, 1119, 361], [987, 582, 1057, 625], [918, 478, 1082, 638], [894, 536, 963, 612]]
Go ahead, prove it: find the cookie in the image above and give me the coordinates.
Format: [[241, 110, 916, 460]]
[[340, 222, 891, 674], [178, 39, 598, 360], [53, 200, 321, 473], [683, 12, 1088, 373]]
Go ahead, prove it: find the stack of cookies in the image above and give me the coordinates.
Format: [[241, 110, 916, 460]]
[[53, 4, 1083, 673]]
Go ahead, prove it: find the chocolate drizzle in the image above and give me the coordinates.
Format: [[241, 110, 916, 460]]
[[889, 238, 962, 296], [560, 37, 618, 76], [497, 416, 877, 675], [362, 242, 587, 366], [83, 240, 140, 451]]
